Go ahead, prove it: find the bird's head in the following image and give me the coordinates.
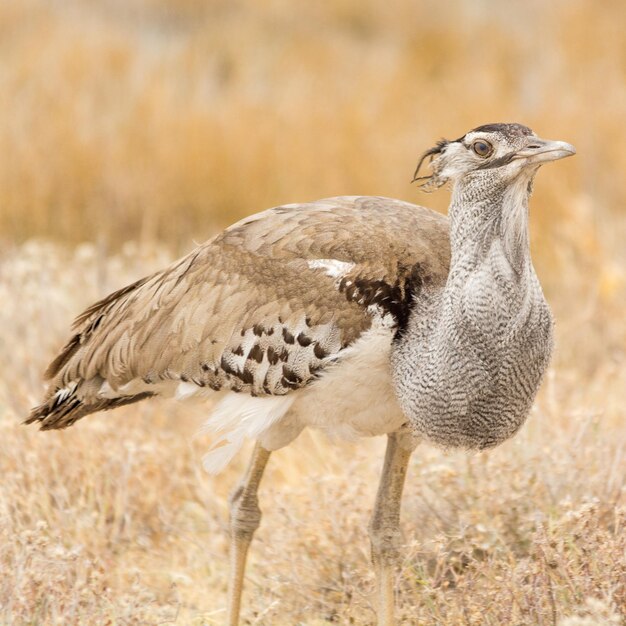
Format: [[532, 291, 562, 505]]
[[413, 123, 575, 193]]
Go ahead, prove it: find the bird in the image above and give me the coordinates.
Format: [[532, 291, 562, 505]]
[[27, 123, 575, 626]]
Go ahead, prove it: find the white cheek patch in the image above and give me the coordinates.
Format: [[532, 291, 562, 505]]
[[308, 259, 355, 279], [437, 143, 477, 180]]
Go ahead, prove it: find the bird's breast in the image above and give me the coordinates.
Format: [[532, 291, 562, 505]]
[[287, 325, 406, 440]]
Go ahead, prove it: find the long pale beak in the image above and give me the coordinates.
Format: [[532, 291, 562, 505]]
[[514, 137, 576, 164]]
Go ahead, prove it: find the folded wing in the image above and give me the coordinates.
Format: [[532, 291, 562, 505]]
[[27, 196, 450, 430]]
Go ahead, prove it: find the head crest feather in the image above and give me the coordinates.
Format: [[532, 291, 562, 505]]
[[411, 139, 450, 192]]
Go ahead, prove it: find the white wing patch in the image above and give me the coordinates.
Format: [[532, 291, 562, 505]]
[[366, 304, 396, 329], [308, 259, 355, 279], [202, 394, 295, 474]]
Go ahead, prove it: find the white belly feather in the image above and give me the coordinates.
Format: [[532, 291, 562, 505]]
[[97, 321, 404, 474], [291, 325, 404, 438], [202, 326, 405, 473]]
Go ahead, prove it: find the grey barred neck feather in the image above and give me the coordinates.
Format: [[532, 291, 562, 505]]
[[449, 165, 532, 275], [28, 122, 574, 472]]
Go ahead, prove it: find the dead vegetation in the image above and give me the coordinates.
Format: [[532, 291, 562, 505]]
[[0, 222, 623, 626], [0, 0, 625, 624]]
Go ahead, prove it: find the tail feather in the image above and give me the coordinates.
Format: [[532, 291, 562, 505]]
[[26, 381, 154, 430], [44, 334, 81, 380], [43, 275, 151, 381], [29, 272, 156, 430]]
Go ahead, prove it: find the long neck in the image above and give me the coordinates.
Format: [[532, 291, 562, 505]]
[[448, 174, 533, 277], [390, 172, 553, 451]]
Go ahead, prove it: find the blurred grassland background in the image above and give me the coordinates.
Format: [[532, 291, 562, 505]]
[[0, 0, 625, 624]]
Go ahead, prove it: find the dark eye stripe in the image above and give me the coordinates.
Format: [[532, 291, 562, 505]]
[[476, 152, 516, 170]]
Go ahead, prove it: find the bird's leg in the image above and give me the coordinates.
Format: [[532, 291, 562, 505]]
[[368, 430, 415, 626], [227, 442, 271, 626]]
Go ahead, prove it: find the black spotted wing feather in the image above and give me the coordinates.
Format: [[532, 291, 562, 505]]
[[28, 196, 450, 429]]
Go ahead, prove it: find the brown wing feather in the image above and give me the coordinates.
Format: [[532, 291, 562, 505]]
[[28, 196, 450, 429]]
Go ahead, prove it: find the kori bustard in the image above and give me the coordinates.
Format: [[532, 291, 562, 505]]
[[28, 123, 575, 625]]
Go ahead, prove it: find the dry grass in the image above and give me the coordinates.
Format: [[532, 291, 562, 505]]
[[0, 242, 624, 624], [0, 0, 624, 253], [1, 0, 625, 624]]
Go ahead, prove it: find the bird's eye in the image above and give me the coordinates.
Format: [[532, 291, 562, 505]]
[[471, 140, 493, 158]]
